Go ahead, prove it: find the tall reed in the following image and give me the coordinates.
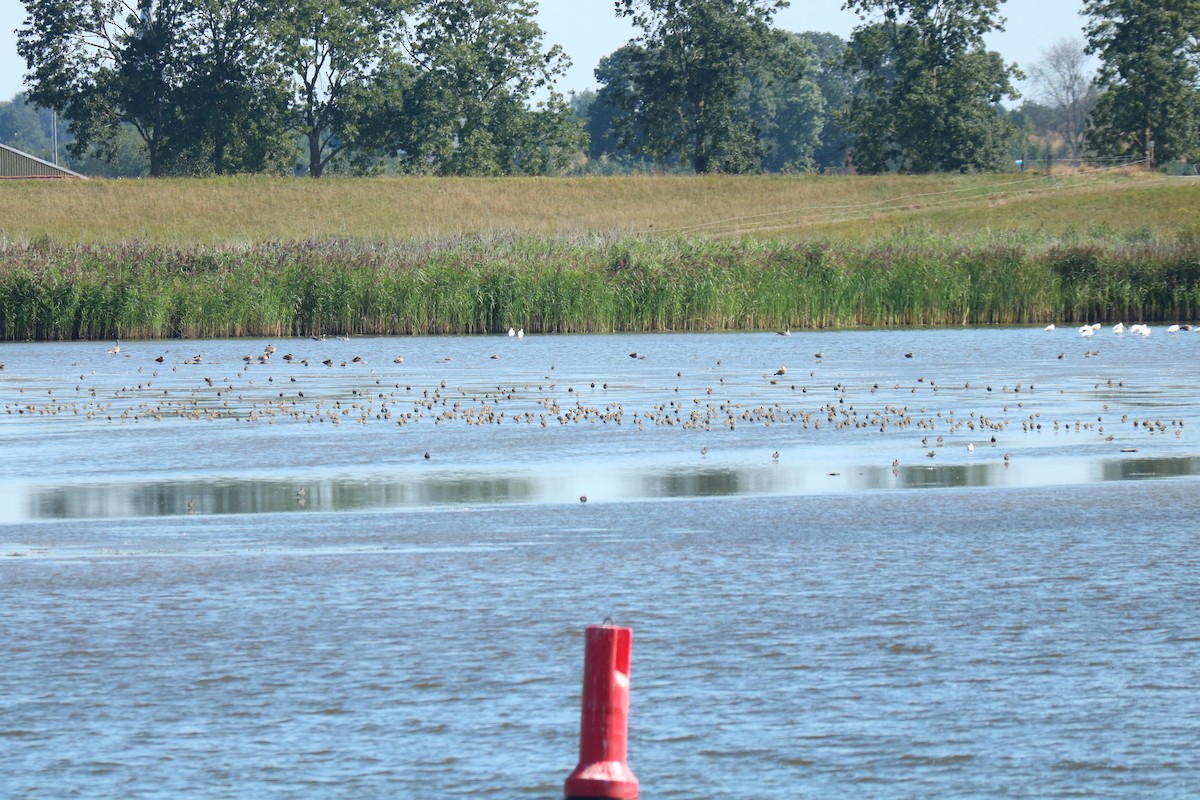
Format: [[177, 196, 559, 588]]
[[1, 235, 1197, 341]]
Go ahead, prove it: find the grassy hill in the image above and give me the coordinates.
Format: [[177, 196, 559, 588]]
[[2, 169, 1197, 245]]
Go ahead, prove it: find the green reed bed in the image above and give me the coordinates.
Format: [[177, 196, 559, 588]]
[[1, 235, 1197, 341]]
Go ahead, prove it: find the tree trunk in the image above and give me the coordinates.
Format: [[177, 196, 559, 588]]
[[148, 140, 161, 177], [693, 120, 710, 174], [308, 130, 324, 178]]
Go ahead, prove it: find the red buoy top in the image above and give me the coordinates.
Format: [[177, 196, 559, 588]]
[[564, 624, 638, 800]]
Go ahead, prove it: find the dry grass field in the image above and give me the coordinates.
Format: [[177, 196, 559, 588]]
[[2, 168, 1197, 245]]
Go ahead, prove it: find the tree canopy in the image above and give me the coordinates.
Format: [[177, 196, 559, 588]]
[[608, 0, 788, 173], [272, 0, 412, 177], [1084, 0, 1200, 165], [16, 0, 581, 177], [841, 0, 1021, 173], [395, 0, 583, 176], [11, 0, 1196, 177], [19, 0, 190, 176]]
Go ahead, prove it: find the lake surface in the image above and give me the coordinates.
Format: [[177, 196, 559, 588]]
[[2, 327, 1199, 798]]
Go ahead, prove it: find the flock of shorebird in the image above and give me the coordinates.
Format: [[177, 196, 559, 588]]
[[0, 324, 1186, 482]]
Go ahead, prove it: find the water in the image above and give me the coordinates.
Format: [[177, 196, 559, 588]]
[[2, 328, 1199, 798]]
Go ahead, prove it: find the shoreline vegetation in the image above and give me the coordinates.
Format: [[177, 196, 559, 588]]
[[3, 234, 1198, 341], [1, 172, 1198, 340]]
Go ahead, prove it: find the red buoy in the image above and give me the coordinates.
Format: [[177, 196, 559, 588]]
[[564, 624, 638, 800]]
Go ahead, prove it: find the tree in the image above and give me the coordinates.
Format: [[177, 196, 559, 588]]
[[1084, 0, 1200, 165], [68, 124, 154, 176], [570, 89, 640, 173], [587, 44, 653, 165], [394, 0, 583, 176], [611, 0, 787, 173], [175, 0, 294, 175], [570, 90, 603, 157], [270, 0, 412, 177], [797, 31, 854, 170], [0, 93, 56, 160], [1027, 39, 1099, 163], [588, 26, 823, 173], [745, 30, 824, 171], [18, 0, 193, 176], [841, 0, 1021, 173], [18, 0, 293, 176]]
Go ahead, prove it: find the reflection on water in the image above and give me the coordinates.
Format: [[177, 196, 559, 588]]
[[12, 455, 1200, 521], [20, 474, 539, 520], [1, 328, 1198, 523]]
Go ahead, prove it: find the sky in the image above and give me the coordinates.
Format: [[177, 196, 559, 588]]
[[0, 0, 1092, 106]]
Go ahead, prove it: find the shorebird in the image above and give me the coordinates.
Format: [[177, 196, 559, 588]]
[[774, 366, 787, 376]]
